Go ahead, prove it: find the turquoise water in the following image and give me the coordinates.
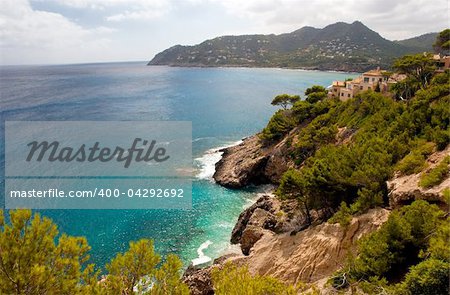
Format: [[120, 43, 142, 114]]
[[0, 63, 355, 268]]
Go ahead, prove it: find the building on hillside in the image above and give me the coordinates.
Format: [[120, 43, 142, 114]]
[[328, 67, 403, 101], [433, 54, 450, 72], [328, 80, 345, 98]]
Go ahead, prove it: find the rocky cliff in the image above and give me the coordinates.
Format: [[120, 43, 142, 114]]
[[187, 133, 449, 294], [232, 207, 390, 285], [183, 195, 390, 294], [213, 135, 293, 188], [388, 145, 450, 209]]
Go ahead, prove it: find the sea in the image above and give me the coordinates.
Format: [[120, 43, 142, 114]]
[[0, 62, 355, 269]]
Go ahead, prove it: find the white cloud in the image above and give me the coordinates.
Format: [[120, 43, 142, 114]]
[[106, 1, 171, 22], [209, 0, 448, 40], [0, 0, 115, 64], [1, 0, 446, 65], [33, 0, 167, 9], [106, 10, 167, 21], [34, 0, 172, 21]]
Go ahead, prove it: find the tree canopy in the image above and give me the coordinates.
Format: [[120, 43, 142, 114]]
[[433, 29, 450, 54], [0, 209, 189, 295], [271, 94, 300, 109], [393, 53, 435, 88], [332, 200, 449, 295], [304, 85, 328, 104]]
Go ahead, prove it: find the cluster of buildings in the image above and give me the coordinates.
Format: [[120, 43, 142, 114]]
[[328, 54, 450, 101], [328, 67, 403, 101]]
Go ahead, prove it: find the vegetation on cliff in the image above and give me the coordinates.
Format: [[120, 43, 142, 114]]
[[258, 32, 450, 293], [332, 200, 449, 295], [267, 59, 449, 222]]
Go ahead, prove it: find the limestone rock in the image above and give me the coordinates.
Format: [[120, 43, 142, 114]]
[[388, 145, 449, 209], [230, 195, 333, 255], [213, 135, 293, 188], [234, 208, 390, 285], [182, 265, 214, 295]]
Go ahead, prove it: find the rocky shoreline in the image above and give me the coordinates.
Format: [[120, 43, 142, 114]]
[[186, 136, 449, 294], [213, 135, 293, 188], [183, 192, 390, 294]]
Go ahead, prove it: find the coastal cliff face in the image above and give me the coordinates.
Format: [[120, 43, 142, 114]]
[[194, 70, 449, 293], [183, 196, 389, 294], [388, 145, 450, 209], [232, 207, 390, 285], [230, 195, 334, 255], [213, 135, 293, 188], [188, 136, 449, 294]]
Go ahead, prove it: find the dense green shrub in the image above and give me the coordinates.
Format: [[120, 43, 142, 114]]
[[275, 67, 449, 215], [396, 259, 449, 295], [211, 262, 300, 295], [333, 201, 447, 292], [419, 156, 450, 188], [395, 141, 434, 175], [259, 110, 296, 141], [291, 100, 313, 123]]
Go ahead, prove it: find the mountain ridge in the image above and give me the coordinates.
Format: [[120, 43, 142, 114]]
[[148, 21, 438, 72]]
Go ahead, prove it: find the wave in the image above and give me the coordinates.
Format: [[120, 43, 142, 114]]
[[194, 140, 243, 180], [192, 137, 217, 142], [191, 240, 213, 266]]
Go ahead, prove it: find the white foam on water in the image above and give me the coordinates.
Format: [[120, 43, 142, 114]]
[[191, 240, 213, 266], [241, 184, 276, 209], [194, 140, 243, 180]]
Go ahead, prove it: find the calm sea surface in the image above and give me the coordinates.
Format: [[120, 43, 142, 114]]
[[0, 62, 355, 269]]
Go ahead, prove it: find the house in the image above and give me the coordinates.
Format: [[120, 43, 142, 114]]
[[328, 80, 345, 99], [339, 77, 362, 101], [360, 67, 388, 91], [329, 67, 395, 101], [433, 54, 450, 72]]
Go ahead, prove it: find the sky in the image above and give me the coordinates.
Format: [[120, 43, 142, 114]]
[[0, 0, 448, 65]]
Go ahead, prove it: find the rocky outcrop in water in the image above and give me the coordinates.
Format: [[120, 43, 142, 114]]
[[213, 135, 293, 188]]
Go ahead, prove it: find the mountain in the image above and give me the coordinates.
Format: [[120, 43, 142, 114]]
[[395, 32, 438, 52], [148, 21, 437, 72]]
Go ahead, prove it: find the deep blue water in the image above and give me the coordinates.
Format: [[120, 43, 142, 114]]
[[0, 62, 355, 269]]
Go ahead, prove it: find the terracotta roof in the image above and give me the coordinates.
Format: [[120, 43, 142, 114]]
[[349, 77, 362, 84], [332, 81, 345, 87], [363, 69, 386, 76]]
